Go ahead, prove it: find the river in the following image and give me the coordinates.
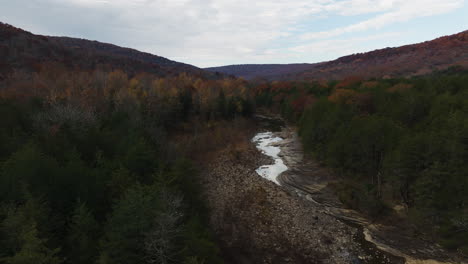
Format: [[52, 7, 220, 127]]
[[251, 132, 287, 185]]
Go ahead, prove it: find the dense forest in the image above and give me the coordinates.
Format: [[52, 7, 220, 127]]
[[1, 61, 467, 263], [0, 62, 253, 264], [254, 67, 468, 254]]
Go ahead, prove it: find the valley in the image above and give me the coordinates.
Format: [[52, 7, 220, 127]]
[[249, 116, 462, 263], [0, 21, 466, 264]]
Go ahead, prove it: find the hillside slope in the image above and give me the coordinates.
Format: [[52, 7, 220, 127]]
[[205, 63, 317, 80], [0, 22, 211, 80], [206, 30, 468, 80]]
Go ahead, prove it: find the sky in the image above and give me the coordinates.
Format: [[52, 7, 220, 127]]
[[1, 0, 467, 67]]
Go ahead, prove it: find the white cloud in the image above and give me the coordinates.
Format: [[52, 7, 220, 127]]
[[290, 32, 403, 53], [0, 0, 465, 67], [300, 0, 464, 40]]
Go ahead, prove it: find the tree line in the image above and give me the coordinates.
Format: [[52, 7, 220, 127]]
[[254, 67, 468, 254], [0, 62, 254, 264]]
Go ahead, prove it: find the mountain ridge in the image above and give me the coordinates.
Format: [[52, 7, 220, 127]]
[[0, 22, 213, 79], [206, 30, 468, 80], [205, 63, 319, 80]]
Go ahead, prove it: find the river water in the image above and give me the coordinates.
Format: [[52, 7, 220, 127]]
[[251, 132, 287, 185]]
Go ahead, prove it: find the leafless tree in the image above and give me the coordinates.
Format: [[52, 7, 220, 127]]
[[144, 189, 184, 264], [33, 103, 97, 131]]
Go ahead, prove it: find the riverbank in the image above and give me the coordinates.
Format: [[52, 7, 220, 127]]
[[273, 127, 466, 264], [198, 121, 404, 263]]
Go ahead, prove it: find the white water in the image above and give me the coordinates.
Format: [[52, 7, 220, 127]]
[[252, 132, 288, 185]]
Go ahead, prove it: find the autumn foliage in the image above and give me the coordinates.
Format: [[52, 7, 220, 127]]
[[0, 59, 251, 263]]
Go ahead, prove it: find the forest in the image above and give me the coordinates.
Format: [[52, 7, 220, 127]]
[[1, 49, 467, 262], [254, 67, 468, 254], [1, 21, 467, 261], [0, 62, 253, 264]]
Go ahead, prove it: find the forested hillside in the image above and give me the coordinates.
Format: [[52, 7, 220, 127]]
[[0, 22, 213, 81], [205, 63, 317, 80], [295, 31, 468, 80], [254, 67, 468, 254], [50, 36, 208, 77], [208, 30, 468, 81], [0, 23, 254, 262]]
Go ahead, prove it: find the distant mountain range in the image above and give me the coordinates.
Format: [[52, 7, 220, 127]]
[[0, 22, 213, 80], [204, 63, 318, 80], [1, 22, 467, 82], [206, 30, 468, 80]]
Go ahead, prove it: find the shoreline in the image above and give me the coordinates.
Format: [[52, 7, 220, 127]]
[[200, 128, 373, 263], [271, 127, 464, 264]]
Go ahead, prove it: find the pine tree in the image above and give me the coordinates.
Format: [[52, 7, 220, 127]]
[[3, 222, 62, 264], [66, 202, 99, 264]]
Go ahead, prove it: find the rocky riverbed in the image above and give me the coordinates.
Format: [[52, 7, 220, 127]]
[[198, 115, 466, 263], [200, 144, 385, 263], [198, 124, 404, 263]]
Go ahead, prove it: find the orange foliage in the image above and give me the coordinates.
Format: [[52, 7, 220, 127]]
[[335, 76, 363, 89], [0, 62, 253, 122], [270, 81, 293, 92], [328, 88, 358, 104], [255, 83, 270, 94], [291, 94, 316, 113]]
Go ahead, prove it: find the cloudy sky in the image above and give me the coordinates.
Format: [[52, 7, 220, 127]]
[[1, 0, 467, 67]]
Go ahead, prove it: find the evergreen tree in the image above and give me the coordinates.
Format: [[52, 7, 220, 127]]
[[2, 222, 62, 264], [66, 202, 99, 264]]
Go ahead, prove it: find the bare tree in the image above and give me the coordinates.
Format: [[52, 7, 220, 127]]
[[33, 104, 97, 132], [144, 189, 184, 264]]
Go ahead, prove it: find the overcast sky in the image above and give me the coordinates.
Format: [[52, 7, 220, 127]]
[[1, 0, 467, 67]]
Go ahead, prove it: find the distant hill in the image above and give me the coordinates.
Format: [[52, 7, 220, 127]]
[[206, 30, 468, 80], [2, 22, 466, 82], [205, 63, 317, 80], [0, 22, 212, 80]]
